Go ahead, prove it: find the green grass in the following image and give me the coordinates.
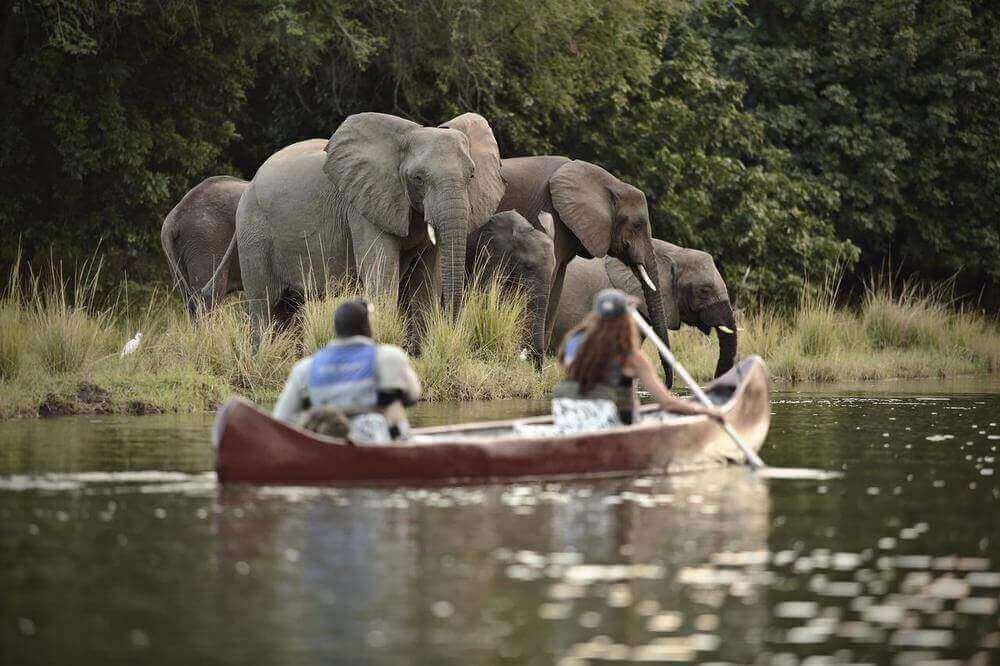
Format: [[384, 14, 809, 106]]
[[0, 259, 997, 419]]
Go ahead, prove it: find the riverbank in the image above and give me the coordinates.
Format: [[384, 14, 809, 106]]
[[0, 268, 997, 419]]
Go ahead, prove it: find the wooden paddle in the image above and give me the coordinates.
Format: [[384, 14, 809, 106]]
[[630, 309, 766, 470]]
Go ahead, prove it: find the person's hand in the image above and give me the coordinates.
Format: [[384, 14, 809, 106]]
[[701, 404, 725, 423]]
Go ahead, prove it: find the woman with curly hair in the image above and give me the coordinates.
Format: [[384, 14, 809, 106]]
[[553, 288, 721, 431]]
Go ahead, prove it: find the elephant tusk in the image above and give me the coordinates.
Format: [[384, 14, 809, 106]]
[[637, 264, 657, 292], [717, 325, 735, 335], [426, 223, 437, 246]]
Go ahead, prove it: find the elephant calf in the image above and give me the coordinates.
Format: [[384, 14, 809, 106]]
[[551, 240, 738, 379], [161, 175, 246, 313], [466, 210, 555, 364]]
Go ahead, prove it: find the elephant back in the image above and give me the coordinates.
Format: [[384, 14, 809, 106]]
[[252, 139, 330, 216]]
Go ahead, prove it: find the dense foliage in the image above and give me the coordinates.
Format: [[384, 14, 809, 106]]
[[2, 0, 997, 306]]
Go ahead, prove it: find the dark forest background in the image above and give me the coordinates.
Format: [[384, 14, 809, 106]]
[[2, 0, 998, 309]]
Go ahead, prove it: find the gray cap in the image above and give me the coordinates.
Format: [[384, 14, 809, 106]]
[[593, 288, 629, 319]]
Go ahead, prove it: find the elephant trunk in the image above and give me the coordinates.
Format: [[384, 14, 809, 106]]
[[700, 300, 738, 378], [527, 276, 549, 368], [716, 327, 738, 378], [427, 190, 470, 316], [637, 260, 674, 388]]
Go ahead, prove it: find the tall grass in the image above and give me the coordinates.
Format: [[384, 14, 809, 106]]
[[0, 304, 24, 380], [669, 271, 999, 383], [863, 274, 950, 350], [414, 276, 538, 401], [23, 257, 117, 374], [0, 256, 997, 419], [0, 256, 25, 379]]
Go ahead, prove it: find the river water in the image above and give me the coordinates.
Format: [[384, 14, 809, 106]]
[[1, 377, 998, 665]]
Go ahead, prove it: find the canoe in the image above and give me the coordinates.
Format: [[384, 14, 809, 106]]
[[214, 355, 771, 485]]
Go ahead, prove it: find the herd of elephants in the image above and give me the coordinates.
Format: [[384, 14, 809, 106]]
[[160, 112, 738, 386]]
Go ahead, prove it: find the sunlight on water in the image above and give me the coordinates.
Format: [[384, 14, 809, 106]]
[[1, 377, 998, 664]]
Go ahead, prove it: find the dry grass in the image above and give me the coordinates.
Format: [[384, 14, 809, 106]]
[[0, 257, 996, 419], [0, 303, 25, 380], [668, 273, 998, 383]]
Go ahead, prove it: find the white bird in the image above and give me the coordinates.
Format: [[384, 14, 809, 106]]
[[120, 332, 143, 358], [518, 347, 529, 361]]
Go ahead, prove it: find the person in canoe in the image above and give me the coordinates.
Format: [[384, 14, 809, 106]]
[[273, 299, 421, 442], [553, 288, 722, 431]]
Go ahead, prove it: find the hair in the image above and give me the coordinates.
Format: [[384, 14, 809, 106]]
[[333, 299, 373, 338], [560, 311, 640, 394]]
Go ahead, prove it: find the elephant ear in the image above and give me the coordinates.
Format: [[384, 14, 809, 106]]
[[549, 160, 615, 258], [324, 113, 420, 238], [439, 113, 505, 230]]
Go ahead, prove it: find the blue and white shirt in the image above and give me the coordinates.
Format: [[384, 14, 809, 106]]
[[272, 336, 421, 430]]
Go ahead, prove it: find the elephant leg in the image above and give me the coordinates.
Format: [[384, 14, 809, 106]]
[[244, 281, 279, 349], [543, 260, 569, 348], [237, 190, 281, 347], [187, 253, 228, 313], [399, 242, 439, 353]]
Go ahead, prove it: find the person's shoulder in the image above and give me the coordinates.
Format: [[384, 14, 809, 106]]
[[290, 355, 314, 375], [376, 344, 413, 363]]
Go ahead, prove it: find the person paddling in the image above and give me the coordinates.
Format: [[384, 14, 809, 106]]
[[553, 288, 721, 431], [273, 299, 421, 442]]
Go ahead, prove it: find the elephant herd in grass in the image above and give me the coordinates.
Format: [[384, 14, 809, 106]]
[[161, 112, 738, 385]]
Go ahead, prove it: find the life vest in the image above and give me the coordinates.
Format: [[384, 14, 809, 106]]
[[307, 340, 378, 414], [555, 329, 638, 422]]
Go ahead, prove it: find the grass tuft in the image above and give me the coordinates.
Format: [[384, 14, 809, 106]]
[[0, 304, 25, 380]]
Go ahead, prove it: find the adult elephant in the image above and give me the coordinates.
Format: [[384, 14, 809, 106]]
[[161, 176, 246, 314], [205, 112, 504, 340], [551, 239, 738, 379], [466, 210, 555, 365], [497, 156, 674, 384]]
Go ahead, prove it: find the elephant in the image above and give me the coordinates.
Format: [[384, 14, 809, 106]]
[[496, 156, 676, 385], [202, 112, 504, 341], [551, 239, 738, 379], [160, 175, 246, 314], [466, 210, 555, 365]]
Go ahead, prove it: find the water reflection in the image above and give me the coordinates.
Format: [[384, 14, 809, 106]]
[[1, 377, 998, 664], [214, 468, 771, 663]]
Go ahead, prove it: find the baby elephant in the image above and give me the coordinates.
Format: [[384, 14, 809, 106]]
[[552, 239, 738, 379], [160, 175, 246, 314], [466, 210, 555, 365]]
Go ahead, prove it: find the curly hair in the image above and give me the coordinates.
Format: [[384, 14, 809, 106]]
[[560, 312, 640, 394]]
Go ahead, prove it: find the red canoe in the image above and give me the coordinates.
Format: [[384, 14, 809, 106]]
[[214, 356, 771, 485]]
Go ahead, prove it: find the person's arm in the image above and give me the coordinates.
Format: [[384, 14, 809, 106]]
[[628, 350, 722, 419], [272, 359, 311, 423], [376, 345, 422, 405]]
